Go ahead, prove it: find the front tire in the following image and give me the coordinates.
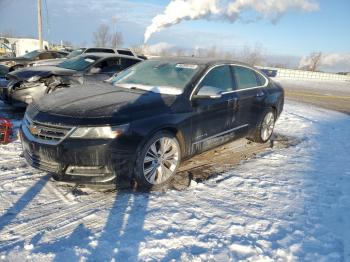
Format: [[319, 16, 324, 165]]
[[134, 131, 181, 190], [249, 109, 276, 143]]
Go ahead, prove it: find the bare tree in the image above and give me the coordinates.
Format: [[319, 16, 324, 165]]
[[131, 45, 146, 55], [308, 52, 322, 71], [110, 32, 124, 49], [62, 40, 73, 48], [240, 44, 264, 66], [93, 24, 111, 47], [174, 48, 187, 57], [158, 48, 172, 57], [0, 30, 14, 38], [298, 52, 323, 71], [206, 46, 219, 58]]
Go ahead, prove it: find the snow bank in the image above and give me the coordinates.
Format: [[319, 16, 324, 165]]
[[0, 101, 349, 261]]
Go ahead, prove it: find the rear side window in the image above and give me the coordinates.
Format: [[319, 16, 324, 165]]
[[97, 58, 123, 73], [255, 71, 267, 86], [199, 65, 233, 93], [232, 66, 259, 90], [121, 58, 140, 69], [50, 52, 61, 59], [118, 50, 134, 56], [38, 52, 55, 60], [87, 48, 115, 53], [56, 52, 68, 58]]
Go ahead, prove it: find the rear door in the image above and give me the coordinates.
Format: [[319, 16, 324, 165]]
[[231, 65, 268, 129], [190, 65, 237, 153]]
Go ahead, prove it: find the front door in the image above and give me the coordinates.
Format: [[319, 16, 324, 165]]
[[190, 65, 238, 154]]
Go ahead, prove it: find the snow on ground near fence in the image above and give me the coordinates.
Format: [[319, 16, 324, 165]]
[[0, 101, 350, 261]]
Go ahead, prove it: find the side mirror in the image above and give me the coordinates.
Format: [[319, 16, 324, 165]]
[[89, 67, 101, 74], [192, 85, 223, 100]]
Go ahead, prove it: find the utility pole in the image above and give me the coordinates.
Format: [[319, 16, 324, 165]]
[[37, 0, 43, 49]]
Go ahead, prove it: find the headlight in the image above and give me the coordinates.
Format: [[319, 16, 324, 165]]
[[27, 75, 41, 82], [69, 124, 129, 139]]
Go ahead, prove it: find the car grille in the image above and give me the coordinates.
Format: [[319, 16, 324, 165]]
[[23, 115, 75, 145]]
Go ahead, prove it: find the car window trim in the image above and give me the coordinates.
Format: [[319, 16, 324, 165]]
[[190, 63, 269, 100]]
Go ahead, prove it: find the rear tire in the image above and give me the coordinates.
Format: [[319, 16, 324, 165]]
[[249, 109, 276, 143], [134, 131, 181, 190]]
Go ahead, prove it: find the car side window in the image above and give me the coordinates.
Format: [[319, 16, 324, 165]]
[[232, 66, 260, 90], [38, 52, 55, 60], [198, 65, 233, 93], [51, 52, 60, 59], [118, 50, 134, 56], [98, 58, 123, 73], [255, 71, 267, 86], [121, 58, 140, 69], [88, 48, 115, 53]]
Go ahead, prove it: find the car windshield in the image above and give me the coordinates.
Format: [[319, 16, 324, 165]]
[[66, 49, 85, 59], [111, 60, 202, 95], [22, 50, 41, 59], [58, 56, 98, 71]]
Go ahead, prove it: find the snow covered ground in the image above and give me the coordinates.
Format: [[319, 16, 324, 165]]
[[0, 100, 350, 261]]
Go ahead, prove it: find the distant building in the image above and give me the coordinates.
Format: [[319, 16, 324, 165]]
[[0, 37, 49, 57]]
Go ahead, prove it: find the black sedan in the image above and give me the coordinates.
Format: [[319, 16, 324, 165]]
[[0, 50, 68, 71], [20, 58, 284, 190], [1, 53, 142, 107]]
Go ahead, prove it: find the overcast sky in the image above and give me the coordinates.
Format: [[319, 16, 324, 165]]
[[0, 0, 349, 71]]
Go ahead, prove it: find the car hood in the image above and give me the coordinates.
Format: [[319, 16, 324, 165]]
[[8, 66, 78, 81], [27, 83, 177, 126]]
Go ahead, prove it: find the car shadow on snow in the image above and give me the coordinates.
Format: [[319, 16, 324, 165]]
[[0, 175, 50, 252], [28, 89, 173, 260]]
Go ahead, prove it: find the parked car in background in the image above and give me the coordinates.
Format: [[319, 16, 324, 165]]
[[0, 64, 8, 77], [29, 47, 117, 67], [0, 65, 9, 88], [1, 53, 142, 107], [0, 50, 69, 71], [20, 58, 284, 189], [115, 48, 148, 60]]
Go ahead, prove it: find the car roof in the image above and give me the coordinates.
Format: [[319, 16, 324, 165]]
[[149, 56, 251, 67], [80, 52, 142, 60]]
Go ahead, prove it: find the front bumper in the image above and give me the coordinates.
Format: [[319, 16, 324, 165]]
[[20, 121, 135, 186]]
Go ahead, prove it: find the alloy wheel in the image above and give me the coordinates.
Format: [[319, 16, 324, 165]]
[[261, 112, 275, 141], [143, 137, 180, 185]]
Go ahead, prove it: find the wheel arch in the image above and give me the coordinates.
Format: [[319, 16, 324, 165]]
[[146, 125, 187, 159]]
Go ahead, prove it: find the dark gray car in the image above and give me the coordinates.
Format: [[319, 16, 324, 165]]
[[1, 53, 142, 107], [29, 47, 117, 67]]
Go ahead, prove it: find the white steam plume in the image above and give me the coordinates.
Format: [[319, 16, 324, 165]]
[[144, 0, 319, 43], [144, 0, 220, 43]]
